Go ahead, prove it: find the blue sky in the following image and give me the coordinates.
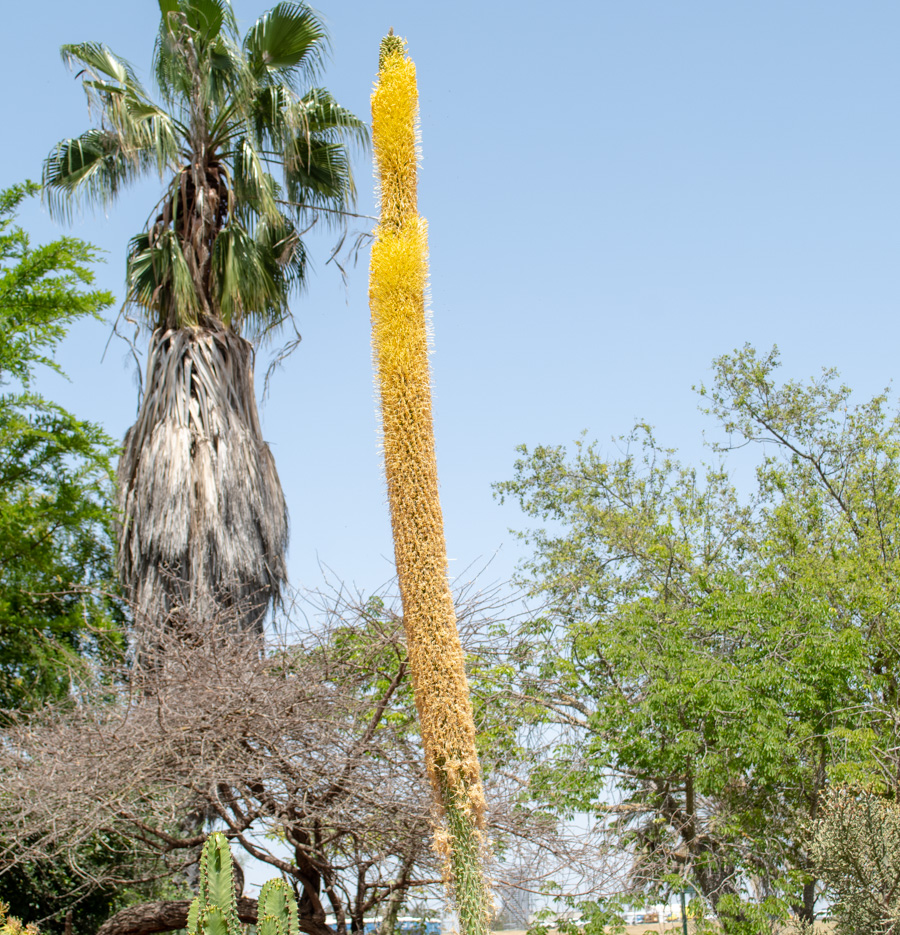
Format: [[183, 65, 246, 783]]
[[3, 0, 899, 599]]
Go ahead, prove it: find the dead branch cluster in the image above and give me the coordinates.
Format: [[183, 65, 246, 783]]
[[0, 584, 609, 935]]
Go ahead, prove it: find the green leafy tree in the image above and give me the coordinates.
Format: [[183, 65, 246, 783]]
[[43, 0, 366, 634], [0, 182, 170, 935], [496, 345, 899, 933], [0, 832, 182, 935], [0, 181, 122, 712]]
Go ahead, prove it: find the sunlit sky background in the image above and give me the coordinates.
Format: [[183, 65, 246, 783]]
[[4, 0, 900, 601]]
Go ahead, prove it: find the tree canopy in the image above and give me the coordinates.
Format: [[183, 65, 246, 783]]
[[0, 589, 591, 935], [496, 345, 899, 933], [0, 181, 122, 713], [42, 0, 367, 335]]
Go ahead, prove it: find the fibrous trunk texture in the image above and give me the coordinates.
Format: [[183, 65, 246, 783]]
[[117, 326, 288, 639], [368, 34, 491, 935]]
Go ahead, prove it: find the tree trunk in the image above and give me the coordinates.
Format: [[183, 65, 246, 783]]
[[117, 326, 288, 643], [96, 899, 259, 935], [96, 899, 336, 935]]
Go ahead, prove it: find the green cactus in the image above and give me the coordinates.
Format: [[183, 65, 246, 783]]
[[187, 833, 301, 935], [257, 879, 300, 935]]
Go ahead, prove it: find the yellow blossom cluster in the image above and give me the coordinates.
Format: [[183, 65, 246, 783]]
[[0, 903, 38, 935], [368, 35, 491, 935]]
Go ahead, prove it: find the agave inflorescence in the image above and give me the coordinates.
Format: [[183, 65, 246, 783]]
[[368, 32, 492, 935]]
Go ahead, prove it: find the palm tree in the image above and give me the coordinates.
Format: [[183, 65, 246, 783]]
[[43, 0, 366, 635]]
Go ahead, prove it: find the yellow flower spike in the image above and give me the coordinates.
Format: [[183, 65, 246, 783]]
[[369, 34, 492, 935]]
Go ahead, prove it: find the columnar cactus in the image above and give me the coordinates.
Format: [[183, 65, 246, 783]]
[[368, 33, 492, 935], [187, 834, 243, 935], [187, 834, 300, 935], [257, 880, 301, 935]]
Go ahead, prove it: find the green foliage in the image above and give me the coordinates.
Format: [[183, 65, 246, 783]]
[[0, 182, 122, 711], [496, 344, 900, 931], [43, 0, 367, 335], [187, 834, 298, 935], [0, 183, 146, 933], [526, 895, 634, 935], [0, 844, 182, 935]]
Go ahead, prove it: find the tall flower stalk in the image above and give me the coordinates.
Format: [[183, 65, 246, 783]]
[[368, 34, 491, 935]]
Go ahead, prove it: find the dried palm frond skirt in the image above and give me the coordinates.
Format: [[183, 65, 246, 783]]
[[117, 327, 288, 643]]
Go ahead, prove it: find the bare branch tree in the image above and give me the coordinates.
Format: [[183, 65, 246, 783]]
[[0, 584, 612, 935]]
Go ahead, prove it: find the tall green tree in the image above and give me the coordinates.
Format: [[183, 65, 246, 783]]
[[0, 182, 156, 935], [0, 181, 122, 712], [43, 0, 366, 634], [496, 346, 896, 934]]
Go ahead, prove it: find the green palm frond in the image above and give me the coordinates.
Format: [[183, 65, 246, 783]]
[[153, 19, 191, 103], [47, 44, 182, 214], [296, 88, 368, 146], [245, 83, 294, 150], [42, 130, 153, 221], [61, 42, 142, 87], [211, 219, 304, 331], [63, 43, 163, 140], [154, 1, 241, 110], [127, 228, 202, 325], [276, 90, 366, 217], [201, 38, 247, 120], [243, 2, 327, 87], [210, 224, 251, 326], [249, 86, 366, 165], [158, 0, 237, 43], [283, 137, 354, 213], [46, 0, 367, 335], [256, 210, 305, 289], [232, 137, 279, 220]]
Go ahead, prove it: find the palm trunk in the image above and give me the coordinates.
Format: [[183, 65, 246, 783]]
[[117, 326, 288, 645], [368, 34, 491, 935]]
